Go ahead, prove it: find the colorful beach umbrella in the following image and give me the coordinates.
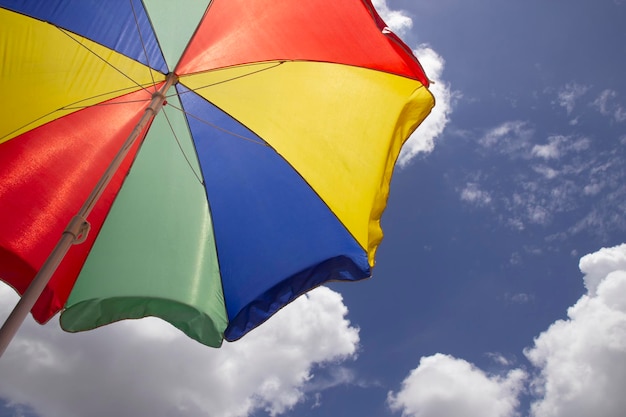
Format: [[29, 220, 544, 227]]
[[0, 0, 434, 351]]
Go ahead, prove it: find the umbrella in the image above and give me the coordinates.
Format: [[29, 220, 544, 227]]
[[0, 0, 434, 353]]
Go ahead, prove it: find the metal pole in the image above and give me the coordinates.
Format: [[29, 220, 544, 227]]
[[0, 73, 178, 357]]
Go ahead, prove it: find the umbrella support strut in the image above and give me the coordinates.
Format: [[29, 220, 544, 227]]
[[0, 73, 178, 357]]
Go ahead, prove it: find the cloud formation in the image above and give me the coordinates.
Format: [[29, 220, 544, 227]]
[[387, 354, 526, 417], [557, 83, 590, 115], [578, 243, 626, 295], [0, 286, 359, 417], [593, 89, 626, 122], [372, 0, 413, 37], [371, 0, 454, 166], [460, 182, 492, 206], [460, 117, 626, 236], [525, 244, 626, 417], [479, 120, 534, 152], [398, 46, 454, 166], [389, 243, 626, 417]]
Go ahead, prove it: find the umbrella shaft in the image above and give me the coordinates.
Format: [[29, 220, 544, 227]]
[[0, 73, 178, 357]]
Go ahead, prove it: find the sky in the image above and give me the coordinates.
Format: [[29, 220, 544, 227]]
[[1, 0, 626, 416]]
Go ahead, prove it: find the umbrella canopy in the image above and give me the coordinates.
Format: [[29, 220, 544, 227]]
[[0, 0, 434, 348]]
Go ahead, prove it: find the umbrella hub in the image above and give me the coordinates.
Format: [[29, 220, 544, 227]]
[[150, 73, 178, 111]]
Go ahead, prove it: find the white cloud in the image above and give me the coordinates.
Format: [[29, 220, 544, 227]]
[[479, 126, 592, 162], [532, 165, 559, 179], [532, 138, 562, 160], [478, 121, 534, 156], [0, 286, 359, 417], [479, 121, 528, 147], [369, 1, 454, 166], [525, 243, 626, 417], [526, 204, 550, 225], [593, 89, 617, 115], [509, 252, 523, 265], [570, 136, 591, 151], [463, 122, 625, 236], [557, 83, 590, 114], [592, 89, 626, 122], [372, 0, 413, 36], [460, 182, 492, 206], [387, 353, 526, 417], [486, 352, 515, 367], [531, 135, 591, 161], [507, 217, 526, 231], [531, 143, 560, 159], [388, 244, 626, 417], [578, 243, 626, 295], [504, 292, 535, 304], [398, 45, 455, 166]]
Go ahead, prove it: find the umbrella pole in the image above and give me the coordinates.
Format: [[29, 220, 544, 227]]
[[0, 73, 178, 357]]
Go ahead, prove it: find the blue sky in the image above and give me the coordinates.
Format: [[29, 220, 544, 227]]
[[2, 1, 626, 416]]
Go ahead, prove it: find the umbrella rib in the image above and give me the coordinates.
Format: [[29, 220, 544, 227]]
[[58, 27, 156, 95], [129, 0, 157, 88], [61, 97, 152, 111], [0, 90, 153, 142], [177, 61, 286, 94], [166, 101, 270, 148], [160, 106, 205, 185], [166, 61, 284, 147]]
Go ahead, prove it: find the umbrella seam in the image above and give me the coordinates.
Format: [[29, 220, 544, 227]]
[[180, 59, 426, 84], [176, 61, 286, 93], [129, 0, 157, 89], [58, 27, 159, 95], [164, 102, 269, 148], [160, 106, 205, 185], [0, 88, 155, 142]]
